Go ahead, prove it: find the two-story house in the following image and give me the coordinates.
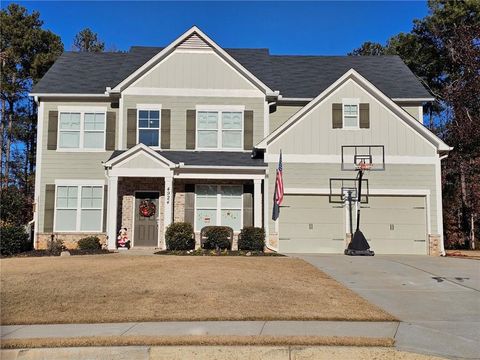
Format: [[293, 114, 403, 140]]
[[30, 26, 451, 255]]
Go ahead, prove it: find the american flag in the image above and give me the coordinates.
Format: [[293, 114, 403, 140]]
[[272, 151, 284, 220]]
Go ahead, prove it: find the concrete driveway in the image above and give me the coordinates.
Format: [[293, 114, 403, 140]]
[[295, 254, 480, 360]]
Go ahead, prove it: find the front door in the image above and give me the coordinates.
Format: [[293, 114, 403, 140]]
[[134, 192, 159, 247]]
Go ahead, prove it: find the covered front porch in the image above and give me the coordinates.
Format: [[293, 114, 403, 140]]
[[103, 144, 267, 250]]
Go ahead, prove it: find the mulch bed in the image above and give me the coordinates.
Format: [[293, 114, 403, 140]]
[[155, 249, 284, 256], [1, 249, 112, 258]]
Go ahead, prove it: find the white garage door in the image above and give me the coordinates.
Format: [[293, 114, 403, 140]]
[[361, 196, 427, 255], [278, 195, 345, 253], [278, 194, 427, 255]]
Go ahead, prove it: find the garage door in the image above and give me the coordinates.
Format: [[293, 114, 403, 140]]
[[278, 195, 345, 253], [361, 196, 427, 255], [278, 194, 427, 255]]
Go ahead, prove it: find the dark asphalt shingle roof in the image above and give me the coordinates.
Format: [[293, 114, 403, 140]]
[[33, 46, 432, 99], [108, 150, 266, 167]]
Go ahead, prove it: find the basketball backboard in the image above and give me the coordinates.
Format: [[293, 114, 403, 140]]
[[329, 178, 369, 204], [341, 145, 385, 171]]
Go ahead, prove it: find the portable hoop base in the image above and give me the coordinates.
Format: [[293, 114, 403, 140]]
[[344, 229, 375, 256]]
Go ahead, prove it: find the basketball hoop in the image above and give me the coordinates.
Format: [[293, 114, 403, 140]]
[[355, 161, 373, 172]]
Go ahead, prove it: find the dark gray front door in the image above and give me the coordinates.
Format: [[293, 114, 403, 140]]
[[134, 192, 159, 247]]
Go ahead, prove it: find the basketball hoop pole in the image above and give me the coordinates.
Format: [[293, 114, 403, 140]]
[[347, 190, 354, 242], [355, 169, 364, 231]]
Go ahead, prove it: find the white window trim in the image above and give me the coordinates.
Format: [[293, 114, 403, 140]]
[[53, 180, 105, 233], [56, 106, 107, 152], [136, 104, 162, 149], [341, 98, 360, 130], [195, 105, 245, 151], [194, 184, 243, 232]]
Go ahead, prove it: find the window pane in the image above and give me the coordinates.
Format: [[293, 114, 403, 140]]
[[59, 113, 80, 130], [196, 208, 217, 230], [221, 186, 242, 208], [198, 130, 217, 148], [149, 119, 159, 128], [139, 119, 148, 128], [56, 209, 77, 231], [59, 132, 80, 148], [344, 105, 358, 116], [149, 110, 159, 120], [84, 132, 104, 148], [139, 110, 149, 120], [81, 186, 103, 208], [222, 131, 242, 148], [196, 185, 217, 196], [221, 209, 241, 231], [344, 116, 358, 127], [198, 111, 218, 129], [222, 112, 242, 129], [80, 209, 102, 231], [139, 129, 159, 146], [84, 113, 105, 131]]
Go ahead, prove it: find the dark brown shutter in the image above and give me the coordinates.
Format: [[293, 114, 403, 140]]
[[332, 103, 343, 129], [243, 184, 254, 228], [161, 109, 171, 149], [102, 185, 108, 232], [243, 110, 254, 150], [184, 184, 195, 226], [127, 109, 137, 148], [186, 110, 196, 150], [105, 112, 116, 150], [44, 184, 56, 232], [47, 111, 58, 150], [359, 103, 370, 128]]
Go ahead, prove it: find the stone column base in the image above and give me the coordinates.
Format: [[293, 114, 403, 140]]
[[429, 234, 442, 256]]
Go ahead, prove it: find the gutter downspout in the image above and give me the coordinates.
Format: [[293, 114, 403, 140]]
[[438, 153, 449, 256]]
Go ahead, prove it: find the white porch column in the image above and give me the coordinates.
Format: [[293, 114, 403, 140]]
[[254, 179, 262, 227], [107, 176, 118, 250], [164, 176, 173, 237]]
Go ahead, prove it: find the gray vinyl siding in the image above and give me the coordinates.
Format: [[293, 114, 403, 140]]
[[269, 105, 303, 133], [132, 51, 257, 90], [38, 100, 116, 232], [401, 105, 421, 122], [268, 81, 436, 157], [123, 95, 265, 149], [268, 162, 439, 239]]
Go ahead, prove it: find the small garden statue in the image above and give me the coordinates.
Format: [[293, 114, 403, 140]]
[[117, 228, 131, 249]]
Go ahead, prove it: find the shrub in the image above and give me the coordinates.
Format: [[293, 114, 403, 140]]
[[202, 226, 232, 250], [238, 227, 265, 251], [47, 235, 65, 256], [78, 236, 102, 250], [165, 222, 195, 250], [0, 224, 28, 256]]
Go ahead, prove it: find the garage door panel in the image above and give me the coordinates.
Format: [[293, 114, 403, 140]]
[[368, 239, 427, 255], [279, 223, 344, 239], [280, 239, 345, 253], [364, 224, 426, 239]]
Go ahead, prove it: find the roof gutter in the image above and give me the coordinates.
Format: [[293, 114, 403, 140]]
[[30, 93, 111, 98]]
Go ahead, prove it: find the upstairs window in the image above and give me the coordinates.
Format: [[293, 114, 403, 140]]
[[58, 108, 106, 150], [342, 100, 359, 129], [196, 107, 243, 150], [137, 109, 161, 147]]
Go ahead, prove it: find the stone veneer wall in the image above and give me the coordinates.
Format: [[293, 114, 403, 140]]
[[36, 233, 108, 250], [118, 177, 165, 246], [428, 234, 442, 256]]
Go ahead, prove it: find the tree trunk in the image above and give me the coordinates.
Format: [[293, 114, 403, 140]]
[[4, 99, 13, 188], [0, 98, 5, 189]]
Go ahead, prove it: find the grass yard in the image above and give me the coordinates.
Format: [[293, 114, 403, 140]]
[[0, 255, 394, 324]]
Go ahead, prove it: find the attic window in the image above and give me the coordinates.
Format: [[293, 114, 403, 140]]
[[342, 99, 359, 129]]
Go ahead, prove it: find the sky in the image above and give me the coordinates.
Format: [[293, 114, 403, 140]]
[[4, 1, 429, 55]]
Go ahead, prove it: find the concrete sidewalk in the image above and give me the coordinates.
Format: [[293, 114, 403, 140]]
[[0, 320, 398, 340]]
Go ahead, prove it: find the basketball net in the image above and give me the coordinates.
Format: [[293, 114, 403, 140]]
[[355, 160, 372, 171]]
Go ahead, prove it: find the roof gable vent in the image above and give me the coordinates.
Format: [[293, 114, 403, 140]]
[[177, 33, 211, 50]]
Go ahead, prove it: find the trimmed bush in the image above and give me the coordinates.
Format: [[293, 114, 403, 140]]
[[0, 224, 28, 256], [78, 236, 102, 250], [202, 226, 232, 250], [238, 227, 265, 251], [165, 222, 195, 250]]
